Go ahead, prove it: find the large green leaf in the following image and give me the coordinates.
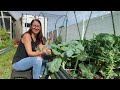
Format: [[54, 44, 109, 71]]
[[61, 46, 69, 51], [75, 44, 84, 51], [77, 51, 88, 61], [46, 58, 62, 73], [66, 49, 74, 57], [52, 49, 61, 55], [79, 63, 94, 79]]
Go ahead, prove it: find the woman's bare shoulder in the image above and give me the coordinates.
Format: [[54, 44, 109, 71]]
[[21, 33, 31, 43], [22, 33, 31, 39]]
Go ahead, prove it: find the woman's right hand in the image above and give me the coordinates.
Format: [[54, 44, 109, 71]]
[[42, 48, 51, 55], [46, 49, 51, 55], [42, 49, 47, 55]]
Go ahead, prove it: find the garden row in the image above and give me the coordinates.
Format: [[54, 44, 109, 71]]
[[0, 27, 14, 50], [45, 33, 120, 79]]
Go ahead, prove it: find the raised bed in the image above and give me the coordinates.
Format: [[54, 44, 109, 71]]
[[54, 67, 73, 79], [0, 47, 12, 55]]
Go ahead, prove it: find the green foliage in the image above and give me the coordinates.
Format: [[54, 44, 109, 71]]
[[78, 63, 94, 79], [54, 35, 62, 44], [0, 27, 13, 49], [46, 33, 120, 79], [0, 27, 10, 40], [46, 58, 62, 73], [82, 33, 120, 79], [95, 33, 115, 46], [46, 40, 88, 74], [0, 39, 14, 49]]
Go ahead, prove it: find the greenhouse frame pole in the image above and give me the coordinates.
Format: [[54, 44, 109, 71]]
[[55, 15, 66, 37], [74, 11, 81, 40], [10, 16, 12, 39], [65, 16, 68, 42], [26, 13, 27, 32], [1, 11, 6, 30], [111, 11, 116, 35], [81, 18, 85, 40], [83, 11, 92, 40], [39, 12, 47, 39], [58, 12, 68, 36], [65, 11, 68, 42]]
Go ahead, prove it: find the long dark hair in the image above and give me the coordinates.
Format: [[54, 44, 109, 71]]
[[21, 19, 43, 44]]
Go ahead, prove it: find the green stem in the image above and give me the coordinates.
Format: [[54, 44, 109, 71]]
[[106, 51, 114, 79], [73, 58, 79, 74]]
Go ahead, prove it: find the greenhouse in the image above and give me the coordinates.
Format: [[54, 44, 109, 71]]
[[0, 11, 120, 79]]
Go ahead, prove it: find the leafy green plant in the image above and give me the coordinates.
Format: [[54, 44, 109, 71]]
[[83, 33, 120, 79], [45, 33, 120, 79], [0, 39, 14, 49], [0, 27, 13, 49], [0, 27, 10, 40], [46, 40, 88, 76], [54, 35, 62, 45]]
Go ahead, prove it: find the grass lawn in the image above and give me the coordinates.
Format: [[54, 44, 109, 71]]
[[0, 47, 17, 79]]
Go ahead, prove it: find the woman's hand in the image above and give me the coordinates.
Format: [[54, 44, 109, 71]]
[[46, 49, 51, 55], [48, 32, 54, 40], [45, 32, 55, 45], [42, 48, 51, 55]]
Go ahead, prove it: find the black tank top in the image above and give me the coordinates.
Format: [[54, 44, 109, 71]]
[[12, 35, 38, 64]]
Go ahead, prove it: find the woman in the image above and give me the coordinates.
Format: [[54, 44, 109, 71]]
[[12, 19, 51, 79]]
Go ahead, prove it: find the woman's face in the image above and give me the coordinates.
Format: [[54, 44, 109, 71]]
[[31, 20, 41, 34]]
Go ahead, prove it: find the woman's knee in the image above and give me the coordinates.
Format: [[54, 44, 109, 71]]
[[37, 56, 43, 61], [33, 57, 43, 65]]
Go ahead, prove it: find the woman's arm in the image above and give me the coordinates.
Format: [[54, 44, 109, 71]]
[[38, 43, 44, 52], [22, 33, 46, 56]]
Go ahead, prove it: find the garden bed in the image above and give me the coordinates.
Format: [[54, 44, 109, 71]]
[[45, 33, 120, 79], [0, 47, 12, 55]]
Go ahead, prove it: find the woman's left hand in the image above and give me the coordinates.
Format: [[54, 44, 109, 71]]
[[48, 32, 54, 40]]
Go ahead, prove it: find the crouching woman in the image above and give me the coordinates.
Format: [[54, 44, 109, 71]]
[[12, 19, 51, 79]]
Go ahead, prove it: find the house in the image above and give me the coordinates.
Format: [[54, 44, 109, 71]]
[[0, 11, 16, 39], [0, 11, 49, 41]]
